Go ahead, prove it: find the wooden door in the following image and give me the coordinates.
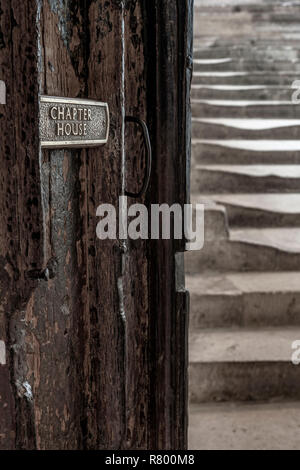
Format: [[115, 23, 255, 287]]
[[0, 0, 192, 450]]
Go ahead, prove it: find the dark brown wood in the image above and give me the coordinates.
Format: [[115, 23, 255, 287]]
[[0, 0, 42, 449], [0, 0, 192, 450], [122, 0, 193, 449], [146, 0, 193, 450], [37, 0, 126, 449], [123, 0, 149, 450], [84, 0, 126, 450], [1, 0, 126, 450]]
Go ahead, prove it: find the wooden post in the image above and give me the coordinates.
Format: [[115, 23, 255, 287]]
[[0, 0, 192, 450], [145, 0, 193, 450]]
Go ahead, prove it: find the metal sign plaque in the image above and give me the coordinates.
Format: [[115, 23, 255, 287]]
[[39, 96, 109, 148]]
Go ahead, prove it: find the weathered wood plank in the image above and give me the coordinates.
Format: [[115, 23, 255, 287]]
[[0, 0, 127, 450], [84, 0, 126, 450], [0, 1, 16, 450], [145, 0, 192, 450], [0, 0, 42, 449], [123, 0, 149, 449], [0, 0, 191, 450], [36, 0, 126, 449]]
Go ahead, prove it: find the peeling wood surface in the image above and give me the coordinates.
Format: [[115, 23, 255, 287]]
[[0, 0, 191, 450], [146, 0, 192, 450], [37, 0, 126, 449], [0, 0, 42, 449], [123, 0, 149, 450]]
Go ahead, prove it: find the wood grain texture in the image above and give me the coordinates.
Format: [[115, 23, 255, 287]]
[[145, 0, 192, 450], [37, 0, 126, 449], [123, 0, 149, 450], [0, 0, 42, 449], [0, 0, 191, 450], [0, 0, 126, 450], [84, 0, 126, 450]]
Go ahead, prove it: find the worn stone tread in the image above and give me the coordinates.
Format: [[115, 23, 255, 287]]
[[189, 401, 300, 450]]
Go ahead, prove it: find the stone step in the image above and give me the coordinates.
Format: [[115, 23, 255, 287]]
[[192, 100, 300, 119], [195, 2, 300, 16], [194, 18, 300, 34], [194, 36, 300, 46], [200, 202, 229, 241], [195, 0, 300, 9], [189, 401, 300, 450], [187, 271, 300, 329], [185, 227, 300, 273], [194, 16, 300, 34], [191, 85, 297, 101], [193, 46, 300, 61], [195, 2, 299, 11], [194, 15, 300, 41], [192, 140, 300, 165], [192, 118, 300, 140], [195, 0, 295, 6], [192, 165, 300, 194], [231, 227, 300, 252], [193, 72, 300, 86], [195, 35, 300, 42], [189, 327, 300, 403], [193, 45, 300, 60], [201, 193, 300, 228], [194, 58, 300, 72]]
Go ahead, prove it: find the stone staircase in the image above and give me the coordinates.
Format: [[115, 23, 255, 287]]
[[187, 0, 300, 451]]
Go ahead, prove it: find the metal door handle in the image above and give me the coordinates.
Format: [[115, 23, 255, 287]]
[[125, 116, 152, 198]]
